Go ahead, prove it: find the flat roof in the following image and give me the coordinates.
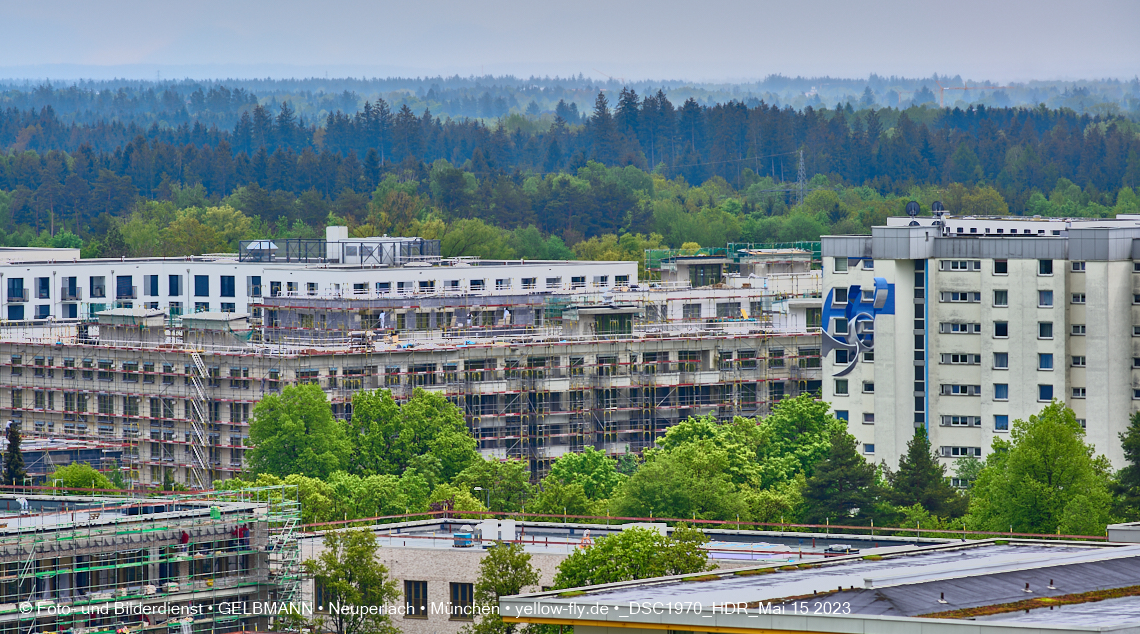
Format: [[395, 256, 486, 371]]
[[501, 540, 1140, 632], [303, 518, 951, 562]]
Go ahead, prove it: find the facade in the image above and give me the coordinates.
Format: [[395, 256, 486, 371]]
[[0, 238, 822, 489], [0, 488, 298, 634], [822, 214, 1140, 470], [0, 226, 635, 322]]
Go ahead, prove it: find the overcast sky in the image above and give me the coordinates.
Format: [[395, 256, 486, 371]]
[[1, 0, 1136, 82]]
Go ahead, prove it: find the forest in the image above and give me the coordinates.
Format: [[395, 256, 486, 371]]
[[0, 84, 1138, 257]]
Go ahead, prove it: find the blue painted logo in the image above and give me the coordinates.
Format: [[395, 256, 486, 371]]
[[822, 277, 894, 376]]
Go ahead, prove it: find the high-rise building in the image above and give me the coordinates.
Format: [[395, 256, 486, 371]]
[[822, 214, 1140, 470]]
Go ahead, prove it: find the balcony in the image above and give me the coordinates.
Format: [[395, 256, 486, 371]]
[[117, 286, 138, 300], [90, 287, 106, 299], [6, 289, 27, 303], [60, 287, 83, 301]]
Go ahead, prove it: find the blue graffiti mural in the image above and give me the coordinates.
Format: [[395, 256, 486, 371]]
[[822, 277, 894, 376]]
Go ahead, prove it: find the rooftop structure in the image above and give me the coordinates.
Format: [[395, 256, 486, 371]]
[[501, 539, 1140, 633]]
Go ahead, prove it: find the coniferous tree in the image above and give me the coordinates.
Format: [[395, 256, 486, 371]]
[[888, 427, 967, 517], [1116, 411, 1140, 514], [2, 423, 25, 487], [802, 431, 879, 525]]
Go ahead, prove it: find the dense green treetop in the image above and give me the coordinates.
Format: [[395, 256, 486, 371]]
[[552, 527, 711, 589], [966, 401, 1114, 536], [247, 383, 351, 480]]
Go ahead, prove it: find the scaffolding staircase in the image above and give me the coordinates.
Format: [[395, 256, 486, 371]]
[[267, 494, 303, 606], [186, 351, 212, 490]]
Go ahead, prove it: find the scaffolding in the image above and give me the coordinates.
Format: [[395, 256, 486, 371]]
[[0, 277, 823, 487], [0, 486, 300, 634]]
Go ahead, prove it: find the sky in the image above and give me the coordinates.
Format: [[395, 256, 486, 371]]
[[0, 0, 1136, 82]]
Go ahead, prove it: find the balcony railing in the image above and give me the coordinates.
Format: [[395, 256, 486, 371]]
[[6, 289, 28, 303], [60, 287, 83, 301], [117, 286, 138, 300]]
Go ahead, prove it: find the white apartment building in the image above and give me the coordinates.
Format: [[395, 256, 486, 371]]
[[0, 227, 638, 322], [822, 214, 1140, 470]]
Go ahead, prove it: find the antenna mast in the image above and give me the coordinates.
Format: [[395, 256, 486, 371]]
[[797, 149, 806, 206]]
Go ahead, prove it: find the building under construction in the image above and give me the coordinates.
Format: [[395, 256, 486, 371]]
[[0, 486, 300, 634], [0, 249, 822, 488]]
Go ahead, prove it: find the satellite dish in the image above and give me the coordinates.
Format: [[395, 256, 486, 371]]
[[932, 201, 945, 212], [905, 201, 921, 217]]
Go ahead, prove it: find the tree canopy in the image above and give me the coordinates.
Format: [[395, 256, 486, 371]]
[[552, 527, 711, 589], [247, 383, 351, 480], [966, 402, 1114, 535]]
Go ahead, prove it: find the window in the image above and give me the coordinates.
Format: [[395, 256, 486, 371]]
[[496, 278, 512, 290], [939, 323, 981, 334], [834, 257, 848, 273], [571, 276, 585, 289], [307, 282, 318, 295], [449, 582, 474, 621], [862, 412, 875, 424], [863, 443, 875, 455], [1039, 322, 1053, 339], [940, 384, 981, 396], [994, 415, 1009, 431], [1071, 261, 1086, 272], [834, 410, 848, 421], [833, 318, 848, 335], [1135, 294, 1140, 305], [993, 352, 1009, 369], [863, 351, 874, 362], [522, 277, 537, 290], [1038, 354, 1054, 370], [545, 277, 562, 289], [941, 353, 981, 365], [194, 302, 209, 312], [941, 446, 982, 458], [250, 276, 262, 297], [219, 276, 236, 297], [1038, 290, 1053, 307], [994, 321, 1008, 337], [90, 276, 105, 298], [405, 581, 428, 618], [615, 274, 629, 285], [682, 304, 702, 320], [1072, 387, 1087, 398], [830, 288, 849, 305], [940, 291, 981, 303], [863, 259, 874, 269], [834, 379, 849, 396], [942, 416, 981, 427], [862, 381, 874, 393], [1074, 324, 1087, 335], [1039, 384, 1054, 401], [193, 275, 209, 297], [940, 260, 981, 271], [1038, 259, 1053, 275], [993, 259, 1008, 274], [1071, 293, 1086, 304], [993, 290, 1008, 306], [835, 349, 849, 364], [470, 279, 486, 291]]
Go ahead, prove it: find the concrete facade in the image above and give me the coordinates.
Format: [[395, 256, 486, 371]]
[[823, 215, 1140, 470]]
